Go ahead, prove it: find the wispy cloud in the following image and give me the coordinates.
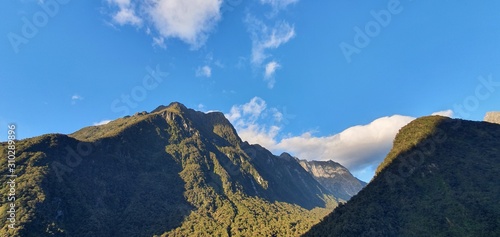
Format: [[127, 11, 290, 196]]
[[71, 94, 84, 105], [225, 97, 283, 149], [246, 16, 295, 65], [245, 15, 295, 88], [105, 0, 223, 49], [107, 0, 142, 26], [260, 0, 298, 13], [196, 65, 212, 77], [264, 61, 280, 88], [431, 109, 454, 117], [93, 120, 112, 126]]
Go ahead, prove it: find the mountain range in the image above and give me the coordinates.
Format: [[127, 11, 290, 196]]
[[0, 102, 365, 236], [2, 103, 499, 237]]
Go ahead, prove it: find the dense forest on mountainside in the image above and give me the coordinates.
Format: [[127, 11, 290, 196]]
[[304, 116, 500, 237]]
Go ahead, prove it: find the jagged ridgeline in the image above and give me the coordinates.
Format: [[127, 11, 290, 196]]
[[298, 159, 366, 201], [304, 116, 500, 237], [0, 102, 337, 237]]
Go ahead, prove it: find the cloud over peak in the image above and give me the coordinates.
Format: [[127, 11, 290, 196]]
[[225, 98, 453, 182], [431, 109, 454, 117]]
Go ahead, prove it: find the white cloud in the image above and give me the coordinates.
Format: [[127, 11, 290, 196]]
[[225, 97, 281, 148], [71, 94, 84, 105], [226, 98, 454, 182], [152, 36, 166, 49], [196, 65, 212, 77], [114, 7, 142, 26], [93, 120, 112, 126], [264, 61, 280, 88], [105, 0, 223, 49], [107, 0, 142, 26], [241, 97, 267, 119], [275, 115, 415, 172], [226, 97, 267, 122], [245, 16, 295, 88], [246, 16, 295, 65], [147, 0, 222, 49], [431, 109, 454, 117]]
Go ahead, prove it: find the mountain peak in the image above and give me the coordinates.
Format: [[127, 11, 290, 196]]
[[298, 159, 366, 201], [375, 115, 448, 175], [4, 103, 340, 236], [151, 101, 188, 113], [484, 111, 500, 124], [305, 116, 500, 237], [279, 152, 295, 161]]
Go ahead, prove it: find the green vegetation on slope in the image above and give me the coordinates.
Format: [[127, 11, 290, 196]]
[[0, 103, 336, 237], [304, 116, 500, 237]]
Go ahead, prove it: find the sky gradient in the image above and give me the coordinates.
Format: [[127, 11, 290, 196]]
[[2, 0, 500, 181]]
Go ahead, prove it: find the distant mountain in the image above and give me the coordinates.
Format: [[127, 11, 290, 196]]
[[297, 159, 366, 201], [484, 111, 500, 124], [0, 102, 337, 237], [304, 116, 500, 237]]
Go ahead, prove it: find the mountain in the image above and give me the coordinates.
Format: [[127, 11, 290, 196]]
[[297, 159, 366, 201], [0, 102, 337, 237], [304, 116, 500, 237], [484, 111, 500, 124]]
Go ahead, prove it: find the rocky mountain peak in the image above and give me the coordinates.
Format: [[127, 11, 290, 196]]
[[484, 111, 500, 124], [298, 160, 366, 201], [151, 101, 188, 113]]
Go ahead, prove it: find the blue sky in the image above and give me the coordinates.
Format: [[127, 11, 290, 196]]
[[2, 0, 500, 182]]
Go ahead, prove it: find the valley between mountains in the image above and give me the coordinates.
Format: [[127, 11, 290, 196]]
[[1, 103, 499, 237]]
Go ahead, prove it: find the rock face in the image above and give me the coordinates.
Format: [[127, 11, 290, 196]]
[[298, 159, 366, 201], [484, 111, 500, 124]]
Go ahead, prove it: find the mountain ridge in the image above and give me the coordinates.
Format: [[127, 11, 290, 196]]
[[297, 159, 366, 201], [1, 102, 341, 236], [304, 116, 500, 236]]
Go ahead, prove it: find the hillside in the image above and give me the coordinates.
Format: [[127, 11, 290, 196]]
[[0, 102, 337, 237], [303, 116, 500, 237], [298, 159, 366, 201]]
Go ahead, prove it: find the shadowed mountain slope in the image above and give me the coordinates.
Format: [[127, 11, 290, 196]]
[[0, 102, 337, 237], [304, 116, 500, 237]]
